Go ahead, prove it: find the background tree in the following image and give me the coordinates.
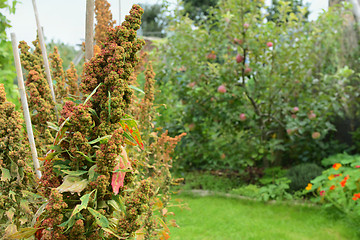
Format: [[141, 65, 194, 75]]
[[267, 0, 310, 22], [183, 0, 219, 22], [139, 3, 166, 37], [0, 0, 19, 107]]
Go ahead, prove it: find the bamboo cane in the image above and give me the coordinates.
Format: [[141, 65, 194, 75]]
[[31, 0, 59, 121], [85, 0, 95, 62], [11, 33, 42, 179]]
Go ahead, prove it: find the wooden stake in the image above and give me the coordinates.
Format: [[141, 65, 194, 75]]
[[85, 0, 95, 62], [31, 0, 59, 120], [11, 33, 42, 179]]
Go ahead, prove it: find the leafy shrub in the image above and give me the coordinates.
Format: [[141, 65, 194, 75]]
[[182, 171, 241, 193], [231, 184, 261, 198], [321, 153, 360, 167], [259, 177, 292, 201], [287, 163, 323, 191], [306, 155, 360, 225], [259, 166, 287, 185]]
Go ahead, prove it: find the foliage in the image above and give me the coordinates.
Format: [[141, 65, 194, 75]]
[[230, 184, 260, 198], [258, 177, 292, 201], [180, 171, 241, 193], [170, 195, 359, 239], [267, 0, 309, 22], [0, 84, 39, 238], [139, 3, 166, 37], [155, 0, 353, 172], [259, 166, 287, 185], [0, 0, 19, 108], [286, 163, 323, 191], [306, 155, 360, 227], [321, 153, 360, 168], [182, 0, 218, 22]]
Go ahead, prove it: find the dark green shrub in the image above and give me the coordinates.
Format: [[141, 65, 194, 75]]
[[287, 163, 323, 191], [259, 166, 287, 185], [182, 171, 241, 192]]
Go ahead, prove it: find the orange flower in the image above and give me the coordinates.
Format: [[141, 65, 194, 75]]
[[353, 193, 360, 201], [340, 175, 349, 187], [332, 163, 342, 170], [330, 185, 335, 190], [305, 183, 312, 191], [328, 174, 335, 180]]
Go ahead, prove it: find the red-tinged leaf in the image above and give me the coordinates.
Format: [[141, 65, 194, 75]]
[[111, 147, 132, 195], [162, 208, 168, 216], [53, 117, 70, 146], [119, 114, 144, 150]]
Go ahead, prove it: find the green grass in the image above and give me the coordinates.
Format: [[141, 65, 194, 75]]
[[169, 194, 359, 240]]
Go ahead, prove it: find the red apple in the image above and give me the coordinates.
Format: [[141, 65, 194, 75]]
[[312, 132, 321, 139], [245, 67, 252, 74], [243, 23, 250, 29], [308, 111, 316, 120], [236, 54, 244, 63], [292, 107, 299, 113], [206, 52, 216, 60], [266, 42, 273, 47], [239, 113, 246, 121], [188, 82, 196, 88], [217, 85, 227, 93], [233, 38, 243, 45]]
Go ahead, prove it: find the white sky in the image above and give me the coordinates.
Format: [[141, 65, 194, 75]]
[[3, 0, 328, 47]]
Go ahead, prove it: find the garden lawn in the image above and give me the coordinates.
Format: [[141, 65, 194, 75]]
[[169, 194, 358, 240]]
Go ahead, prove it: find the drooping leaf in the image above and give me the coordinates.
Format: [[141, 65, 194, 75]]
[[3, 224, 17, 239], [111, 194, 126, 213], [103, 227, 126, 239], [84, 83, 102, 105], [129, 85, 145, 94], [119, 114, 144, 150], [87, 207, 110, 228], [76, 151, 96, 163], [58, 190, 96, 231], [47, 121, 60, 132], [1, 168, 11, 181], [88, 135, 112, 145], [61, 170, 88, 176], [88, 165, 98, 182], [56, 176, 88, 194], [7, 227, 40, 239], [31, 202, 48, 226]]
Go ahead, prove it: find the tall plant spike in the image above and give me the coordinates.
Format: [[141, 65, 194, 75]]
[[95, 0, 115, 44], [11, 33, 41, 179]]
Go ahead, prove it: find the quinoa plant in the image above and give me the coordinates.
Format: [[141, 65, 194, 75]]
[[33, 5, 158, 239], [18, 39, 56, 156], [0, 84, 38, 238]]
